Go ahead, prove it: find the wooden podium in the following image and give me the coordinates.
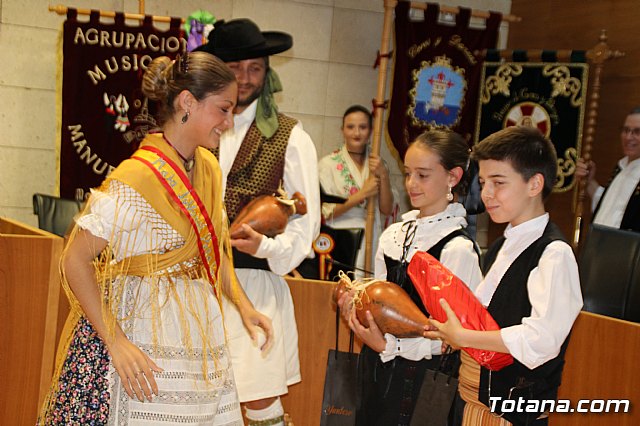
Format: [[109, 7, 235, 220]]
[[0, 218, 65, 424], [282, 277, 362, 425]]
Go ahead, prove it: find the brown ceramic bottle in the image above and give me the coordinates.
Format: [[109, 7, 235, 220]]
[[230, 191, 307, 239], [333, 277, 429, 338]]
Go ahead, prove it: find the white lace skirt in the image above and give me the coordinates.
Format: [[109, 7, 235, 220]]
[[107, 275, 243, 426]]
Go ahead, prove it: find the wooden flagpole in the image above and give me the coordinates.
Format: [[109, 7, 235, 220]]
[[364, 0, 395, 275], [48, 3, 184, 23], [364, 0, 519, 274], [572, 30, 625, 249]]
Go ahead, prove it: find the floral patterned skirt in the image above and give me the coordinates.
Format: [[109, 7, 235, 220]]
[[40, 317, 111, 424]]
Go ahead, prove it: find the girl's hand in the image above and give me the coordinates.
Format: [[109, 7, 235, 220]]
[[349, 310, 386, 353], [106, 333, 164, 402], [337, 289, 356, 322], [240, 306, 274, 353], [423, 298, 463, 350]]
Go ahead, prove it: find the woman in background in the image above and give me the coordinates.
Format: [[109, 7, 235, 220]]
[[38, 52, 272, 425], [318, 105, 395, 275]]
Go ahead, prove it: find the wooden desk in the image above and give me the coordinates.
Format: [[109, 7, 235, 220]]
[[281, 277, 361, 425], [0, 218, 64, 424], [283, 278, 640, 426], [553, 312, 640, 425]]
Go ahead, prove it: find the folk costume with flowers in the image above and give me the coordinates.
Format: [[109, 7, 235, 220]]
[[318, 144, 388, 274], [38, 133, 244, 425]]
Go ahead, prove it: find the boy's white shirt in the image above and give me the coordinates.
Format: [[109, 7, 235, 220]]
[[475, 213, 583, 369]]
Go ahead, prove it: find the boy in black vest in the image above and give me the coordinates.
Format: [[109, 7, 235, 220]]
[[426, 126, 583, 425]]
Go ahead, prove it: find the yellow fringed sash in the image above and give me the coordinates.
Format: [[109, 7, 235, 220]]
[[131, 145, 221, 297], [39, 134, 235, 423]]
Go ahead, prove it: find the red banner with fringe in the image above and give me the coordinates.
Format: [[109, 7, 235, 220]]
[[387, 1, 501, 159], [59, 8, 183, 200]]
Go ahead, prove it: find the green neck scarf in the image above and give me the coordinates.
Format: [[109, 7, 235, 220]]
[[256, 68, 283, 139]]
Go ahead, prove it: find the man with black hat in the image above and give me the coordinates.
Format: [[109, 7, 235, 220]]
[[197, 18, 320, 425]]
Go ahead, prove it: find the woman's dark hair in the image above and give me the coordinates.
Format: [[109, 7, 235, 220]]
[[409, 130, 471, 196], [472, 126, 557, 198], [142, 51, 235, 124], [342, 104, 373, 128]]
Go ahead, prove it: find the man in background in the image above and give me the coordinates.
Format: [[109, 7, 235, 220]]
[[198, 18, 320, 425], [576, 107, 640, 232]]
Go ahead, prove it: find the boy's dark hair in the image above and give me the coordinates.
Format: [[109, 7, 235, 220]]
[[410, 129, 471, 196], [472, 126, 557, 198]]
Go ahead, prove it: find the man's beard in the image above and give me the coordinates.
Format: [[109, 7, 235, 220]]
[[237, 84, 263, 107]]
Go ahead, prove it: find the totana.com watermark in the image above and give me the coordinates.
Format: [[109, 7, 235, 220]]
[[489, 397, 631, 414]]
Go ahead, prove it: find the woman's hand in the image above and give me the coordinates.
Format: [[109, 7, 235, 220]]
[[230, 223, 264, 255], [423, 298, 463, 350], [369, 155, 394, 215], [239, 305, 274, 353], [349, 310, 386, 353], [106, 332, 164, 402], [368, 155, 388, 180], [359, 176, 380, 198], [219, 251, 273, 352]]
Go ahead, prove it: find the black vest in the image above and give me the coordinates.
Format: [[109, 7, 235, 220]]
[[355, 227, 479, 426], [592, 164, 640, 232], [478, 221, 569, 426], [384, 227, 479, 318], [213, 114, 297, 270]]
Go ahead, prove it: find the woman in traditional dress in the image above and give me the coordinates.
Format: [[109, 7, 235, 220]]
[[318, 105, 395, 275], [339, 130, 483, 425], [38, 52, 273, 425]]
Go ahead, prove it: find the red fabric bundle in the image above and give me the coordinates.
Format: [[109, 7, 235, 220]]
[[407, 251, 513, 371]]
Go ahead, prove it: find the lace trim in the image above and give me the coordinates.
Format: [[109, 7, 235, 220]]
[[247, 415, 285, 426]]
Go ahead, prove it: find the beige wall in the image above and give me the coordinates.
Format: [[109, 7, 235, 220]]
[[0, 0, 511, 227]]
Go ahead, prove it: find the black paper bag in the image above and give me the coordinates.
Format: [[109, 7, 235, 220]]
[[320, 349, 358, 426], [410, 350, 460, 426]]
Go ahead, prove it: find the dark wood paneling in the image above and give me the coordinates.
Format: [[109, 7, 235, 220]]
[[496, 1, 640, 247]]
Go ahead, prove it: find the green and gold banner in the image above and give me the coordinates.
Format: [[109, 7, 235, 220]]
[[475, 54, 589, 192]]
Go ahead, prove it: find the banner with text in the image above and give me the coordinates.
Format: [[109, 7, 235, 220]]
[[387, 1, 501, 160], [59, 9, 183, 200], [475, 55, 588, 192]]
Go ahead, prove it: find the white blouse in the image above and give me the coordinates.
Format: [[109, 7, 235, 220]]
[[376, 203, 483, 362]]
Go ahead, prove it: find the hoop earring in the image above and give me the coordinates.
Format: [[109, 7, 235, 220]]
[[446, 185, 454, 202], [181, 110, 190, 124]]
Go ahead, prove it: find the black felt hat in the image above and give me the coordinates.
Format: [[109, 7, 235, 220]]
[[195, 18, 293, 62]]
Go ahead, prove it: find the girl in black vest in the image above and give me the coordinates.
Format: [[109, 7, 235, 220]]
[[339, 130, 482, 425], [426, 127, 583, 425]]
